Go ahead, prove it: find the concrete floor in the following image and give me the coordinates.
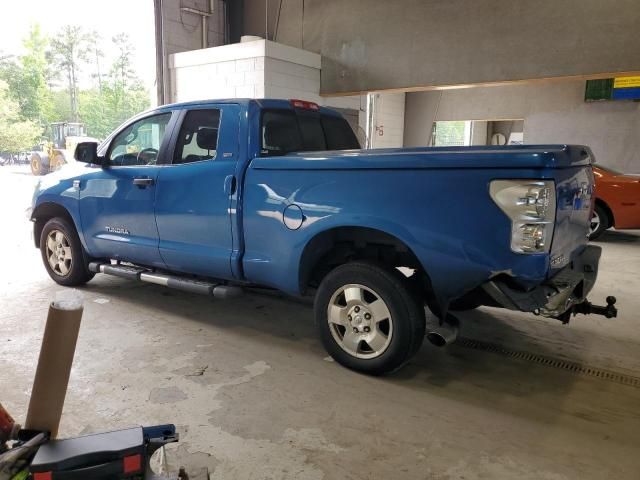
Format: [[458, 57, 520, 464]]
[[1, 164, 639, 480]]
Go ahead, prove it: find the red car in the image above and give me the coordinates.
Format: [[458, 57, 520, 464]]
[[590, 165, 640, 239]]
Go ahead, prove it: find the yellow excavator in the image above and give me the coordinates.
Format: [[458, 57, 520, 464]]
[[30, 122, 98, 175]]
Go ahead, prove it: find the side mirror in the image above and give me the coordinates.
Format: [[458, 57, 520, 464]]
[[74, 142, 104, 166]]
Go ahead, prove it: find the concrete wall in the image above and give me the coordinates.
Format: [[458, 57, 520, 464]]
[[168, 39, 321, 102], [157, 0, 226, 102], [265, 56, 321, 103], [470, 121, 488, 146], [370, 93, 406, 149], [161, 0, 225, 54], [242, 0, 303, 45], [241, 0, 640, 95], [168, 38, 368, 140], [403, 81, 640, 173], [403, 92, 441, 147], [489, 120, 524, 145]]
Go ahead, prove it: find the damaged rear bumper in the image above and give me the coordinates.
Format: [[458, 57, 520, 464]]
[[482, 245, 615, 321]]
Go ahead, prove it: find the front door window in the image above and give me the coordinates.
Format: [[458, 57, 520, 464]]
[[108, 113, 172, 166]]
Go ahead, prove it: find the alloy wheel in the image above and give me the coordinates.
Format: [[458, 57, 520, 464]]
[[327, 283, 393, 359], [590, 210, 600, 235], [45, 229, 73, 276]]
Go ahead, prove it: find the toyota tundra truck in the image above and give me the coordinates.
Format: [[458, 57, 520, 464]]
[[29, 98, 617, 375]]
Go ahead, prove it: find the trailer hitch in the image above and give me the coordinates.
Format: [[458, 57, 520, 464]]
[[572, 296, 618, 318], [554, 296, 617, 324]]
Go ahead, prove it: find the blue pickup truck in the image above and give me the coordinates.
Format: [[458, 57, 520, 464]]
[[30, 98, 616, 374]]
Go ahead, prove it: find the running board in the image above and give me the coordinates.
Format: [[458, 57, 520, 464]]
[[88, 262, 243, 299]]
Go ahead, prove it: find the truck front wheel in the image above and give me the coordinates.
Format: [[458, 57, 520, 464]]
[[40, 217, 95, 286], [315, 261, 426, 375]]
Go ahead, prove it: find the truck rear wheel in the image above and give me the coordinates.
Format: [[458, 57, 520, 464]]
[[315, 261, 426, 375], [40, 217, 95, 286]]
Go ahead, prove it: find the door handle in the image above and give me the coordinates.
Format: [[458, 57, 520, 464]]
[[133, 177, 154, 188]]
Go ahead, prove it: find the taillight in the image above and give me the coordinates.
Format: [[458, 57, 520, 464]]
[[490, 180, 556, 253], [290, 99, 319, 111]]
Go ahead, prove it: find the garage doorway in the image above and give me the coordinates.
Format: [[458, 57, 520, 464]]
[[431, 119, 524, 146]]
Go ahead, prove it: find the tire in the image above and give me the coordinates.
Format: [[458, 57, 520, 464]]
[[50, 151, 66, 171], [40, 217, 95, 286], [315, 261, 426, 375], [30, 153, 48, 176], [589, 203, 609, 241]]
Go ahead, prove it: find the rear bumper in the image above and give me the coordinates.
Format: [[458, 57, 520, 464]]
[[482, 245, 601, 318]]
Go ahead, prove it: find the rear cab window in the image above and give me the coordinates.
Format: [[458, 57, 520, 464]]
[[260, 108, 360, 156]]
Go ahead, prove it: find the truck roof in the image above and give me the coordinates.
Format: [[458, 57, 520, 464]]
[[153, 98, 341, 116]]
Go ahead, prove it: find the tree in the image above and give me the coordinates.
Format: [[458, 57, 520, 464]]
[[0, 80, 41, 152], [88, 31, 105, 93], [108, 33, 137, 117], [50, 25, 91, 122], [0, 25, 52, 127], [79, 32, 150, 138], [2, 25, 151, 142]]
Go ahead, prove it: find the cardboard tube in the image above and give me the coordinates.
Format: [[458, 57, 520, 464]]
[[25, 291, 84, 438]]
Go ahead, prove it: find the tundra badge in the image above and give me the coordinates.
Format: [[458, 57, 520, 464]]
[[105, 226, 130, 235]]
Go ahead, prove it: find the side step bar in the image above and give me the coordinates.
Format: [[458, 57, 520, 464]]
[[88, 262, 242, 299]]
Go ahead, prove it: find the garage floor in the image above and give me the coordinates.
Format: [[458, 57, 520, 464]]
[[2, 165, 639, 480]]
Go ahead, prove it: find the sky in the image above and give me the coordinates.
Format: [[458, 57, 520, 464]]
[[0, 0, 156, 91]]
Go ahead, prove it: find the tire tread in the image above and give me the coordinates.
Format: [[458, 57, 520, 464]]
[[314, 261, 426, 375]]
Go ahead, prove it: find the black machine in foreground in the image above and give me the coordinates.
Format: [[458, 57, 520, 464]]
[[1, 424, 181, 480], [30, 425, 179, 480]]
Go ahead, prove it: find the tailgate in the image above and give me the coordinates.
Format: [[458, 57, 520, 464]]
[[549, 165, 595, 274]]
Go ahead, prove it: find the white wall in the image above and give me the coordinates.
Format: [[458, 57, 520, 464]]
[[369, 93, 406, 149], [168, 39, 321, 102], [403, 81, 640, 173], [264, 57, 320, 104]]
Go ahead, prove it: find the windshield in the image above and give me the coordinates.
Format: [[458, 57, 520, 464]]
[[261, 109, 360, 155]]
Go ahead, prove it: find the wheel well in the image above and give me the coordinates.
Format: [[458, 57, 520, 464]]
[[32, 203, 75, 248], [595, 198, 614, 228], [299, 226, 430, 295]]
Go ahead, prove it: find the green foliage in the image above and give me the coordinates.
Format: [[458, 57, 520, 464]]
[[0, 80, 42, 152], [0, 23, 151, 149], [50, 25, 92, 122], [432, 121, 468, 147], [0, 25, 52, 130], [80, 81, 150, 140]]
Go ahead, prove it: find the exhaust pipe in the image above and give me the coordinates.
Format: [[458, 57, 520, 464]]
[[426, 315, 459, 347]]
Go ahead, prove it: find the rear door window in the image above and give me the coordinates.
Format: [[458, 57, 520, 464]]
[[174, 109, 221, 164]]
